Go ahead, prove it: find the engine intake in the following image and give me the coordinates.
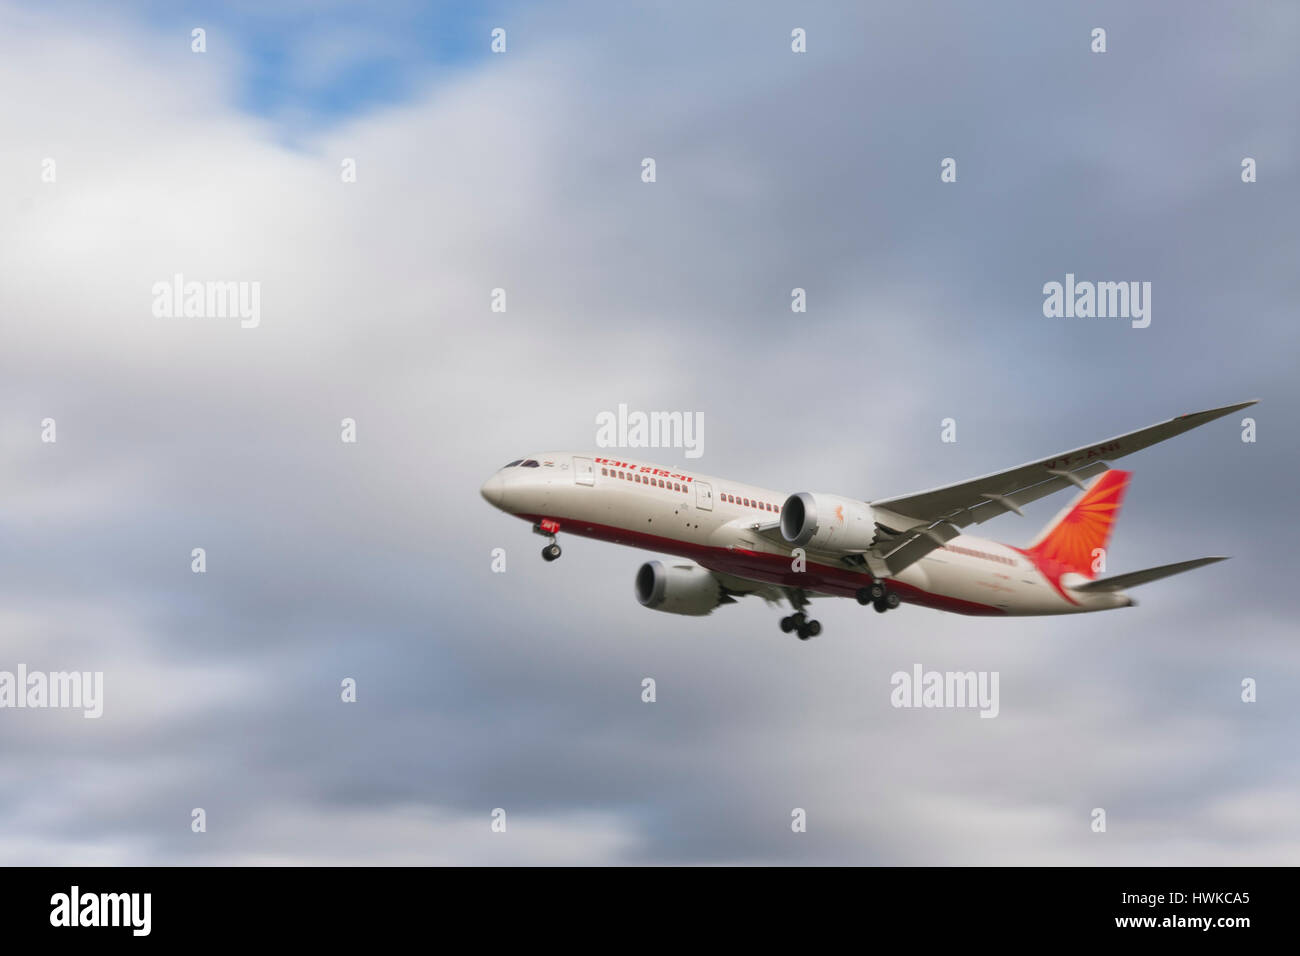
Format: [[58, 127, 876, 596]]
[[635, 560, 724, 616], [780, 492, 878, 552]]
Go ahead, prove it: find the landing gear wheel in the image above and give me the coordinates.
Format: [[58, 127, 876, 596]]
[[779, 615, 796, 633], [857, 581, 887, 605], [796, 619, 821, 640], [885, 591, 900, 609], [541, 543, 562, 562], [873, 598, 888, 613]]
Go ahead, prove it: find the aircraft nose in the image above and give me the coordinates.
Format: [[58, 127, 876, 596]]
[[480, 473, 507, 509]]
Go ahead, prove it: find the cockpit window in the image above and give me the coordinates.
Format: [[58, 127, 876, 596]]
[[520, 459, 540, 467], [503, 460, 523, 468]]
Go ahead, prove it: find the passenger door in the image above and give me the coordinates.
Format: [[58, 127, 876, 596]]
[[574, 456, 594, 486], [695, 481, 713, 511]]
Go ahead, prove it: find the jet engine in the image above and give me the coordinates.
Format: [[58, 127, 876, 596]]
[[635, 561, 726, 615], [780, 492, 878, 551]]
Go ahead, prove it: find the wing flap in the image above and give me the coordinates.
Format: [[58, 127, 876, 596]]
[[882, 521, 961, 575]]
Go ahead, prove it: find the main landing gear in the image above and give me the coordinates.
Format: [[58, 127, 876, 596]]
[[780, 612, 822, 641], [780, 588, 821, 640], [534, 521, 562, 562], [856, 580, 901, 613]]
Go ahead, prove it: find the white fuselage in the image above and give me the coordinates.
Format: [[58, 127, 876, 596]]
[[480, 452, 1132, 616]]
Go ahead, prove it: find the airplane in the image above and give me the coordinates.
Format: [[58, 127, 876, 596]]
[[480, 400, 1254, 639]]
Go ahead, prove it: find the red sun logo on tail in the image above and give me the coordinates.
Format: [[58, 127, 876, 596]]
[[1014, 470, 1131, 602]]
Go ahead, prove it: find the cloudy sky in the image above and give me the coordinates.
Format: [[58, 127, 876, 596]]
[[1, 0, 1296, 864]]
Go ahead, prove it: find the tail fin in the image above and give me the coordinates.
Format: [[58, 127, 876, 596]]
[[1024, 469, 1130, 580]]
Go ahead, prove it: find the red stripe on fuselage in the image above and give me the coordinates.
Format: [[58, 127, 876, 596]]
[[515, 512, 1006, 617]]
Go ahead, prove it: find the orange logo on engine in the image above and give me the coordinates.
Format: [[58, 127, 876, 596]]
[[834, 505, 844, 523]]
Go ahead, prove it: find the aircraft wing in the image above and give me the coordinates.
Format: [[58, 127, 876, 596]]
[[870, 400, 1256, 530], [749, 401, 1253, 578]]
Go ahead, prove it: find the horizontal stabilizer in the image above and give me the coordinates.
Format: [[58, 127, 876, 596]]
[[1072, 556, 1227, 592]]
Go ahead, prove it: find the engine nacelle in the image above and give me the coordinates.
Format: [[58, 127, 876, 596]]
[[780, 492, 878, 552], [635, 560, 724, 616]]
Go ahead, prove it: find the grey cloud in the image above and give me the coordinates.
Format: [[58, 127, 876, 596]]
[[0, 0, 1296, 864]]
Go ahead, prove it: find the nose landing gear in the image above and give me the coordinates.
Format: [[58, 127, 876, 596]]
[[534, 520, 562, 562]]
